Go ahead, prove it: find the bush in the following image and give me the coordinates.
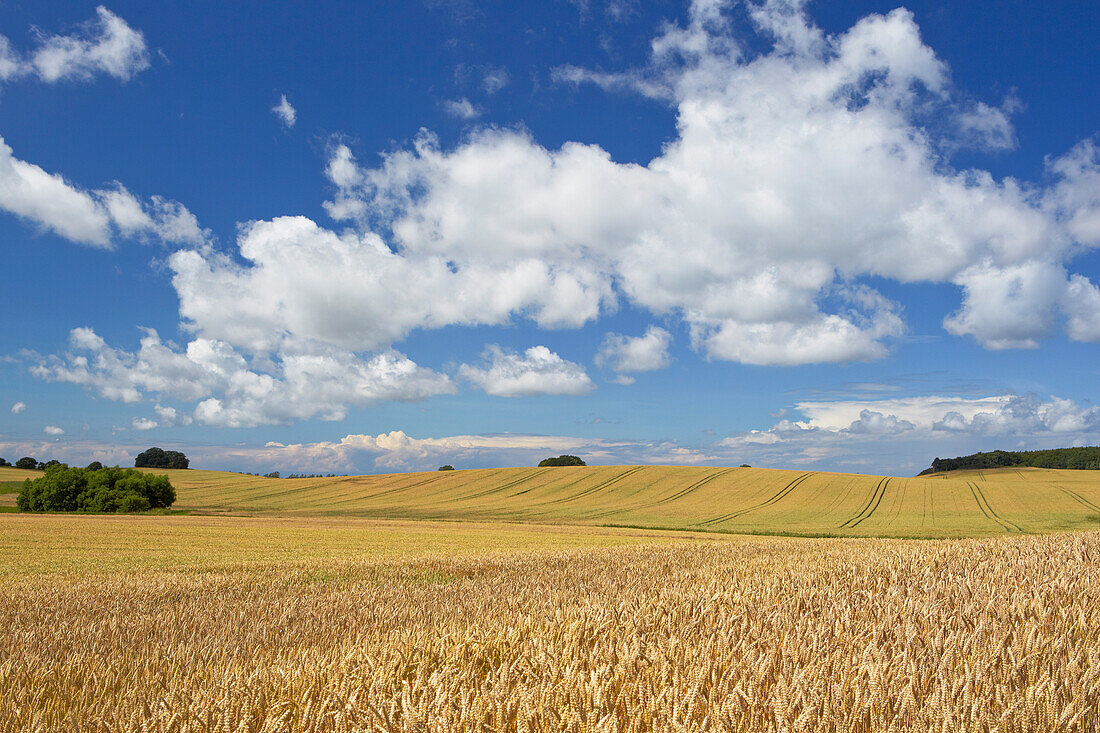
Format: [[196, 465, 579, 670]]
[[438, 465, 455, 471], [118, 493, 152, 513], [15, 456, 38, 470], [538, 455, 586, 467], [134, 447, 189, 470], [18, 464, 175, 513]]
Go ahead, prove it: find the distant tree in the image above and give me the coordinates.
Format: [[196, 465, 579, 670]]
[[17, 464, 174, 513], [0, 457, 10, 467], [263, 471, 280, 479], [15, 457, 38, 470], [538, 455, 586, 467], [39, 459, 61, 470], [740, 464, 751, 468], [85, 461, 104, 471], [438, 465, 455, 471], [135, 447, 189, 470]]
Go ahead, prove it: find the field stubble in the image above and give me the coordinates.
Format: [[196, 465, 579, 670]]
[[1, 515, 1098, 732]]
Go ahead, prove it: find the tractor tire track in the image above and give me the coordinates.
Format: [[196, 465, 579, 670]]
[[1056, 485, 1100, 513], [838, 477, 889, 528], [847, 478, 892, 528], [585, 468, 743, 520], [968, 481, 1022, 532], [452, 469, 545, 502], [695, 472, 812, 527], [884, 479, 908, 527], [546, 466, 647, 505], [328, 472, 455, 505], [653, 468, 740, 506]]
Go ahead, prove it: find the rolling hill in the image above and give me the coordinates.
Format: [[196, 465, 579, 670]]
[[5, 463, 1099, 537]]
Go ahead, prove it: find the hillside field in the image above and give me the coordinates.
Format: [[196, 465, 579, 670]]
[[5, 463, 1094, 538]]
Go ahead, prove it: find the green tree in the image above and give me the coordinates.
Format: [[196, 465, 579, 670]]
[[438, 465, 455, 471], [538, 455, 586, 467], [15, 456, 37, 470], [135, 447, 189, 470], [18, 465, 175, 513]]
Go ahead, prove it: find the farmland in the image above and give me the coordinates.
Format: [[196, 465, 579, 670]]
[[0, 515, 1097, 732], [3, 466, 1100, 730], [5, 464, 1093, 538]]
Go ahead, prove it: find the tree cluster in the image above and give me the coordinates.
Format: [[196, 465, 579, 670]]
[[244, 472, 339, 479], [920, 447, 1100, 475], [4, 457, 62, 470], [17, 464, 176, 513], [538, 455, 587, 467], [134, 447, 189, 470], [438, 465, 455, 471]]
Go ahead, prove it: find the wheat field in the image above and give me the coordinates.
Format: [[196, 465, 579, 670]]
[[1, 514, 1098, 732], [5, 464, 1100, 537]]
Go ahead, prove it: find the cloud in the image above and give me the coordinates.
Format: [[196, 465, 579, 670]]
[[480, 66, 509, 94], [271, 94, 296, 127], [443, 97, 481, 120], [171, 215, 611, 353], [459, 345, 594, 397], [1, 6, 149, 84], [154, 404, 192, 427], [795, 395, 1015, 431], [0, 135, 113, 246], [25, 0, 1100, 432], [32, 327, 455, 428], [43, 425, 64, 436], [131, 417, 157, 430], [10, 401, 26, 414], [0, 136, 205, 248], [1062, 274, 1100, 342], [212, 0, 1092, 369], [722, 392, 1100, 455], [715, 392, 1100, 474], [845, 409, 916, 435], [218, 430, 718, 473], [596, 326, 672, 377], [97, 184, 206, 245]]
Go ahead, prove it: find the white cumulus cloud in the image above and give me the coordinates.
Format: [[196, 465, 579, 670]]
[[0, 137, 205, 248], [10, 401, 26, 414], [32, 327, 455, 428], [459, 345, 594, 397], [596, 326, 672, 382], [43, 425, 64, 436], [201, 0, 1091, 368]]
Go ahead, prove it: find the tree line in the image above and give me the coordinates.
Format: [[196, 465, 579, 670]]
[[920, 447, 1100, 474], [0, 456, 64, 470]]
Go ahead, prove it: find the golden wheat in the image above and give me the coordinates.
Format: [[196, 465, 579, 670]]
[[0, 518, 1097, 732]]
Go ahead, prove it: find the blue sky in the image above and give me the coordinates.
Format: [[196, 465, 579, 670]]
[[0, 0, 1097, 476]]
